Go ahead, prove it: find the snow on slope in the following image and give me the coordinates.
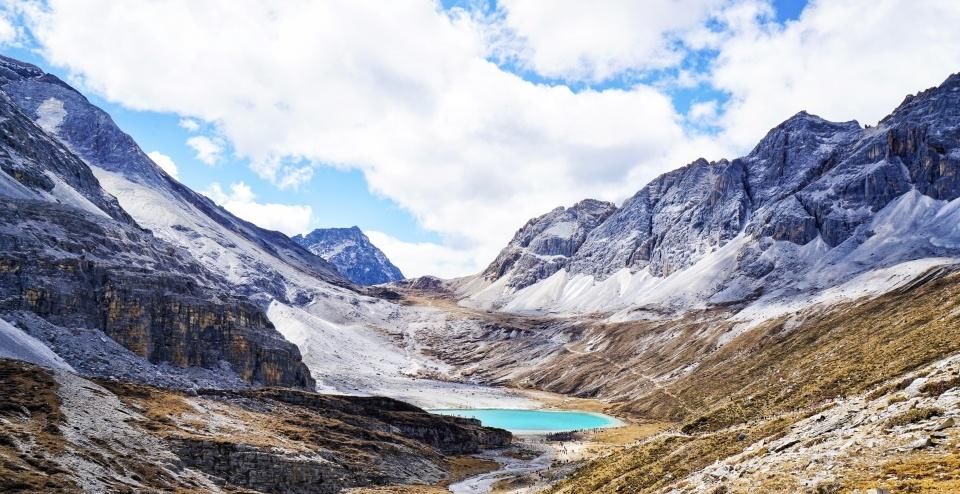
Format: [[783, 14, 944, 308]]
[[268, 299, 537, 409], [44, 171, 111, 219], [462, 73, 960, 325], [92, 167, 346, 302], [464, 190, 960, 324], [0, 318, 74, 371]]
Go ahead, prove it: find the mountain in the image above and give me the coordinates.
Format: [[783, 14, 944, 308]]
[[293, 226, 404, 285], [0, 76, 314, 389], [465, 73, 960, 318], [0, 55, 349, 308], [0, 55, 512, 493], [478, 199, 616, 290]]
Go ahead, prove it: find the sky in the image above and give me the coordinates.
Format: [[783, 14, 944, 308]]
[[1, 0, 959, 278]]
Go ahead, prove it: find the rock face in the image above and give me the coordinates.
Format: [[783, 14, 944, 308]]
[[481, 199, 616, 289], [175, 389, 510, 494], [0, 55, 350, 305], [474, 73, 960, 312], [0, 359, 511, 494], [293, 226, 404, 285], [0, 65, 313, 389]]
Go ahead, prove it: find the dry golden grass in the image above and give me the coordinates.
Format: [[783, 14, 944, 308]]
[[0, 359, 80, 493], [842, 441, 960, 493], [885, 407, 944, 430], [548, 271, 960, 493], [590, 421, 672, 446]]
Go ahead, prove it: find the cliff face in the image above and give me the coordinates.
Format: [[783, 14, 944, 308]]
[[0, 359, 510, 494], [0, 76, 313, 389]]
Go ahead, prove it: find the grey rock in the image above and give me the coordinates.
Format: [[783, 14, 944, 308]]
[[484, 73, 960, 309], [0, 59, 313, 390], [0, 54, 350, 303], [293, 226, 404, 285], [481, 198, 616, 289]]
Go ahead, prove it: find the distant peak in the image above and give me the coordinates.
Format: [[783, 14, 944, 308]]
[[293, 226, 403, 285]]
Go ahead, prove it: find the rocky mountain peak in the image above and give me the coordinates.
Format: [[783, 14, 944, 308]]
[[292, 227, 404, 285], [480, 198, 616, 289], [469, 71, 960, 313]]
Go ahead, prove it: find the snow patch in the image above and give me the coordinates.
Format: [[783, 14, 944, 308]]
[[0, 318, 74, 371], [35, 97, 66, 134], [44, 171, 111, 218]]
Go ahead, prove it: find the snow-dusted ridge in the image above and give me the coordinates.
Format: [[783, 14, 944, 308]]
[[463, 72, 960, 324]]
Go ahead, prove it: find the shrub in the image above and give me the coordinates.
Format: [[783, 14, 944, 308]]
[[884, 407, 943, 429], [919, 376, 960, 397]]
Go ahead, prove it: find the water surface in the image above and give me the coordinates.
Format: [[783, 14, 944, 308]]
[[431, 408, 621, 433]]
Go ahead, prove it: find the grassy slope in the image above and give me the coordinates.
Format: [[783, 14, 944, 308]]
[[549, 270, 960, 493]]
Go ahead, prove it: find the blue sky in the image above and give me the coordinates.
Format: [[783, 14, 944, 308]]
[[3, 0, 958, 277]]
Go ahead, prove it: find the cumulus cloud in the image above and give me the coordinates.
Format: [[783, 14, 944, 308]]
[[186, 135, 224, 165], [146, 150, 178, 179], [365, 230, 490, 280], [705, 0, 960, 151], [18, 0, 698, 274], [14, 0, 960, 277], [202, 182, 312, 236], [484, 0, 725, 83], [178, 117, 200, 132], [687, 100, 719, 125]]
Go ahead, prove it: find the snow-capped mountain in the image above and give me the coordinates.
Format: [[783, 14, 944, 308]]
[[0, 55, 490, 402], [465, 72, 960, 317], [0, 55, 349, 307], [293, 227, 403, 285]]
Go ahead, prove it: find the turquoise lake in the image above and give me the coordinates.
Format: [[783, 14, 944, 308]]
[[431, 408, 622, 433]]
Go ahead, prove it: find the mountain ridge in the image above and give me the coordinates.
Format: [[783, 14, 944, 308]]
[[464, 71, 960, 317], [293, 226, 404, 285]]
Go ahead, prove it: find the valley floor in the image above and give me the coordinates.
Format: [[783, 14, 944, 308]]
[[368, 267, 960, 494]]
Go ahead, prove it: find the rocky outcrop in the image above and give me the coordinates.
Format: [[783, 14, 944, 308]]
[[0, 360, 511, 494], [172, 388, 509, 493], [481, 199, 616, 288], [293, 226, 404, 285], [206, 388, 511, 453], [174, 440, 372, 494]]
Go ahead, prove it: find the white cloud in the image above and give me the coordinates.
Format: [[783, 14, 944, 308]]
[[146, 150, 178, 179], [484, 0, 725, 83], [365, 230, 489, 280], [18, 0, 700, 276], [178, 117, 200, 132], [687, 100, 719, 124], [202, 182, 312, 236], [186, 135, 223, 165], [705, 0, 960, 151], [15, 0, 960, 277], [0, 4, 21, 46]]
